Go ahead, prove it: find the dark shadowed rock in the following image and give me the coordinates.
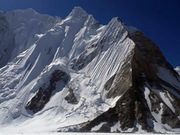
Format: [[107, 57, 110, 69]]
[[25, 70, 69, 113], [65, 88, 78, 104], [104, 74, 116, 91]]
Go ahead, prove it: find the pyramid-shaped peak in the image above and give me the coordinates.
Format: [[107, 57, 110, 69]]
[[108, 17, 123, 25], [71, 6, 87, 14], [68, 6, 88, 19], [112, 17, 122, 22]]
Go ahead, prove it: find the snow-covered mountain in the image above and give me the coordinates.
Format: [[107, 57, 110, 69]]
[[0, 7, 180, 134]]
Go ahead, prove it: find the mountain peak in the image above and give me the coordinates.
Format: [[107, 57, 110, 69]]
[[11, 8, 38, 15], [25, 8, 36, 12], [109, 17, 122, 23], [106, 17, 124, 28], [67, 6, 88, 19], [25, 8, 40, 14], [0, 7, 180, 134]]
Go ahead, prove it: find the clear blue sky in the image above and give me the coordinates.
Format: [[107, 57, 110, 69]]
[[0, 0, 179, 67]]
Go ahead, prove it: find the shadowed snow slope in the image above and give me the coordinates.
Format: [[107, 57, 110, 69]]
[[0, 7, 180, 134]]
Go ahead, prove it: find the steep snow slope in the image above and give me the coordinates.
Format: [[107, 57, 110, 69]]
[[0, 8, 61, 67], [0, 7, 126, 131], [0, 7, 180, 134]]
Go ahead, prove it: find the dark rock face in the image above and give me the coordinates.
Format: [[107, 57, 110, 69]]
[[65, 88, 78, 104], [80, 105, 118, 132], [26, 70, 69, 113], [78, 31, 180, 132], [104, 74, 116, 91], [106, 50, 134, 99]]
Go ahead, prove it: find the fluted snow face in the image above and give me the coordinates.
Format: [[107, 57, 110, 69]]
[[0, 7, 136, 133], [0, 7, 179, 134]]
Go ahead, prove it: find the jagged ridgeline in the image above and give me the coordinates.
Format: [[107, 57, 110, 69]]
[[0, 7, 180, 133]]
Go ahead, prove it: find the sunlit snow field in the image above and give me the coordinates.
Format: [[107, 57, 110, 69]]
[[0, 132, 173, 135]]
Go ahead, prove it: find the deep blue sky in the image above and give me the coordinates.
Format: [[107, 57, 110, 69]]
[[0, 0, 179, 67]]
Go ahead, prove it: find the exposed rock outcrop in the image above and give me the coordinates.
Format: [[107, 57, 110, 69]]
[[65, 88, 78, 104], [26, 70, 69, 113]]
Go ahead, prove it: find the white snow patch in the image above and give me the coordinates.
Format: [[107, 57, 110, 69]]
[[144, 87, 171, 133], [175, 66, 180, 75], [91, 122, 106, 131], [144, 87, 151, 109], [35, 33, 45, 38], [159, 91, 175, 113]]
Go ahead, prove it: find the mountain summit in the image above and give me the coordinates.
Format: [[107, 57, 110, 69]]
[[68, 6, 88, 19], [0, 7, 180, 134]]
